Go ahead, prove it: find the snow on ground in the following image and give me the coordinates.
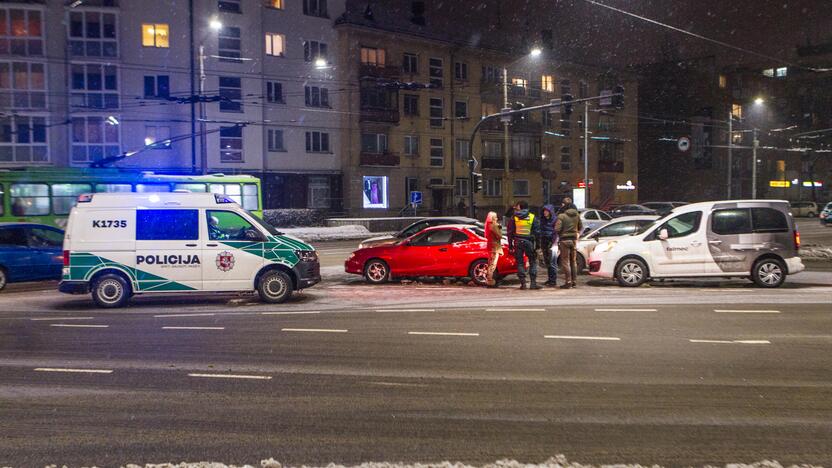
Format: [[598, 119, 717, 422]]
[[801, 245, 832, 261], [280, 225, 395, 242], [102, 456, 823, 468]]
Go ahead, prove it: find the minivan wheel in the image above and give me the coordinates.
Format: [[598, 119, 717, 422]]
[[91, 273, 131, 308], [363, 259, 390, 284], [616, 258, 648, 287], [258, 270, 293, 303], [751, 258, 786, 288], [807, 211, 816, 218], [469, 259, 489, 286], [0, 267, 7, 291]]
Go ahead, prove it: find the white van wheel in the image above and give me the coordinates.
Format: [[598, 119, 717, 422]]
[[0, 267, 7, 291], [258, 270, 293, 304], [752, 258, 785, 288], [91, 274, 130, 308], [616, 258, 648, 287]]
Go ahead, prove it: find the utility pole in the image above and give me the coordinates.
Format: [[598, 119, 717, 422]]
[[189, 0, 197, 173], [502, 67, 511, 212], [727, 111, 733, 198], [583, 101, 590, 208], [752, 127, 758, 199], [199, 45, 208, 174]]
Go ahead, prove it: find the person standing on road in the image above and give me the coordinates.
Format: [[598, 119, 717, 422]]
[[539, 204, 558, 286], [507, 200, 541, 290], [556, 202, 582, 289], [484, 211, 502, 288]]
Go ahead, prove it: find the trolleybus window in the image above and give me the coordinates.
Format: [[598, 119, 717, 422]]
[[95, 183, 132, 193], [174, 183, 207, 192], [52, 183, 91, 215], [11, 183, 49, 216], [136, 184, 171, 192]]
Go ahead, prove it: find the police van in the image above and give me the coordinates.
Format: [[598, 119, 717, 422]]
[[59, 192, 320, 307], [587, 200, 804, 288]]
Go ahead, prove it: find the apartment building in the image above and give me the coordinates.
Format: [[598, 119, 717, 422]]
[[334, 2, 639, 216], [0, 0, 344, 210]]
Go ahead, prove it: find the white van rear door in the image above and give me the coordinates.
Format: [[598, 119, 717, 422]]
[[134, 209, 203, 292]]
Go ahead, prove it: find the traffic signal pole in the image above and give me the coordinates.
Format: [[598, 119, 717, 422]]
[[584, 101, 590, 208], [466, 92, 622, 219]]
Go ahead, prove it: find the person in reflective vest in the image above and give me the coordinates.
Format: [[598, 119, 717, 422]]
[[506, 200, 541, 289]]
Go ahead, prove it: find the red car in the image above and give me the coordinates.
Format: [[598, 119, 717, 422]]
[[345, 224, 518, 285]]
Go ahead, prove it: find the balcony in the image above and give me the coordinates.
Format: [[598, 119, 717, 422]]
[[480, 118, 542, 134], [480, 157, 541, 171], [360, 107, 400, 124], [360, 64, 401, 80], [598, 160, 624, 173], [361, 151, 400, 166]]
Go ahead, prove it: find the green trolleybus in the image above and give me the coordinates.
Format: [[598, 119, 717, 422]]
[[0, 168, 263, 229]]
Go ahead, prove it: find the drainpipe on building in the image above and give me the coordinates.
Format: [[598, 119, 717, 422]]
[[449, 50, 456, 216]]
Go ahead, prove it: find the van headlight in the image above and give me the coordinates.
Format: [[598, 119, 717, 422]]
[[597, 241, 618, 253], [295, 250, 318, 262]]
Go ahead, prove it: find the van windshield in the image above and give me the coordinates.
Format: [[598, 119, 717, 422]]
[[249, 212, 283, 236]]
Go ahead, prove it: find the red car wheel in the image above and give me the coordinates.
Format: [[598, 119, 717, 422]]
[[469, 259, 490, 286], [364, 259, 390, 284]]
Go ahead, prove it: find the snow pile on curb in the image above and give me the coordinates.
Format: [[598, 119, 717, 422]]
[[111, 456, 825, 468], [801, 244, 832, 261], [280, 225, 394, 242]]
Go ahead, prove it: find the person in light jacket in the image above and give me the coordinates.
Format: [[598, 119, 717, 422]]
[[484, 211, 502, 287]]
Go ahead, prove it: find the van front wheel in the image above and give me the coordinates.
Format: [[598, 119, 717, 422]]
[[258, 270, 293, 303], [616, 258, 648, 287], [91, 273, 131, 308], [752, 258, 786, 288]]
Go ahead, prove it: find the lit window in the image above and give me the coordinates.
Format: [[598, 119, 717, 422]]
[[142, 23, 169, 48], [541, 74, 554, 92], [731, 103, 742, 119], [2, 8, 45, 56], [718, 74, 727, 89], [360, 47, 385, 66], [762, 68, 774, 77], [776, 67, 787, 77], [267, 0, 285, 9], [512, 77, 528, 88], [265, 33, 285, 57]]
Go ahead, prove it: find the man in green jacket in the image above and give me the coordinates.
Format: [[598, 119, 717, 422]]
[[555, 202, 583, 289]]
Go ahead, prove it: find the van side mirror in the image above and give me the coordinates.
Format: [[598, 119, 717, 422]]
[[659, 228, 669, 240], [245, 229, 265, 242]]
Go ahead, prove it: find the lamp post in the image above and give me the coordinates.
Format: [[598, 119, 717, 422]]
[[195, 18, 224, 175]]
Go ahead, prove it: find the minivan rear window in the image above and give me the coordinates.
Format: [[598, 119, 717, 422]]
[[751, 207, 788, 232], [137, 209, 199, 241]]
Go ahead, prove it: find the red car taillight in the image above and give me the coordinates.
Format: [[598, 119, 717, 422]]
[[794, 230, 800, 250], [63, 250, 70, 267]]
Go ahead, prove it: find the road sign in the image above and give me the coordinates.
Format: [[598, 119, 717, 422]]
[[677, 136, 691, 152], [410, 190, 422, 205]]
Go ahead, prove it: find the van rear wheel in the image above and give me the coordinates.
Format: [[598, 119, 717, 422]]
[[0, 267, 7, 291], [258, 270, 293, 304], [751, 258, 786, 288], [91, 273, 131, 308]]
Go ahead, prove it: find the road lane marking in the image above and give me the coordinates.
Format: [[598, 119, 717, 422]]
[[594, 308, 657, 312], [261, 311, 321, 315], [714, 309, 781, 314], [689, 339, 771, 344], [34, 368, 113, 374], [187, 373, 272, 380], [544, 335, 621, 341], [49, 324, 109, 328], [281, 328, 348, 333], [408, 331, 480, 337], [486, 308, 546, 312], [30, 316, 94, 321], [375, 309, 436, 312], [162, 326, 225, 330], [154, 313, 216, 318]]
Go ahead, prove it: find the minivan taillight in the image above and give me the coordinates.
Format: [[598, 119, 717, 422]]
[[63, 250, 70, 267], [794, 230, 801, 250]]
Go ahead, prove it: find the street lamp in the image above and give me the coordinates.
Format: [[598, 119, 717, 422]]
[[314, 57, 328, 69], [754, 97, 765, 106], [529, 47, 542, 58], [209, 18, 223, 31]]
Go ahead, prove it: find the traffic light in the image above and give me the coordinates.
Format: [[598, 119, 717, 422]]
[[473, 172, 483, 193], [561, 93, 573, 118], [612, 85, 625, 109], [511, 101, 526, 124]]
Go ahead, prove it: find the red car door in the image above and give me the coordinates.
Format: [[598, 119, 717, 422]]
[[389, 230, 439, 276]]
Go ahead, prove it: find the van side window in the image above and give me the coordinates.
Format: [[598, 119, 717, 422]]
[[137, 209, 199, 241], [207, 210, 255, 241], [751, 208, 788, 233], [711, 209, 751, 235], [659, 211, 701, 238]]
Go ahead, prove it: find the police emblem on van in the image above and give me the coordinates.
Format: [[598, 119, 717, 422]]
[[215, 251, 236, 272]]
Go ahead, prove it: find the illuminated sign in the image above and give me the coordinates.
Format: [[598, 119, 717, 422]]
[[577, 179, 594, 188], [769, 180, 790, 188], [616, 180, 636, 191], [362, 176, 389, 209], [802, 181, 823, 188]]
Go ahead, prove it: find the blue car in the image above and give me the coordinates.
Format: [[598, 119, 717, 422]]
[[820, 202, 832, 226], [0, 223, 65, 291]]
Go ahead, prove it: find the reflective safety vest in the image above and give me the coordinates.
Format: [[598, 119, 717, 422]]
[[514, 213, 535, 237]]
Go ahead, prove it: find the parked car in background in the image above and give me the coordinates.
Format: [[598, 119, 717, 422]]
[[347, 224, 517, 286], [642, 202, 689, 217], [588, 200, 803, 288], [790, 201, 819, 218], [358, 217, 481, 249], [574, 215, 659, 272], [820, 202, 832, 226], [579, 209, 612, 235], [0, 223, 65, 291], [609, 204, 658, 218]]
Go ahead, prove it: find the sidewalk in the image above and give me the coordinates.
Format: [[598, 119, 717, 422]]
[[281, 225, 394, 242]]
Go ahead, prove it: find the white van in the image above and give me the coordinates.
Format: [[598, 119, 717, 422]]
[[59, 192, 320, 307], [588, 200, 804, 288]]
